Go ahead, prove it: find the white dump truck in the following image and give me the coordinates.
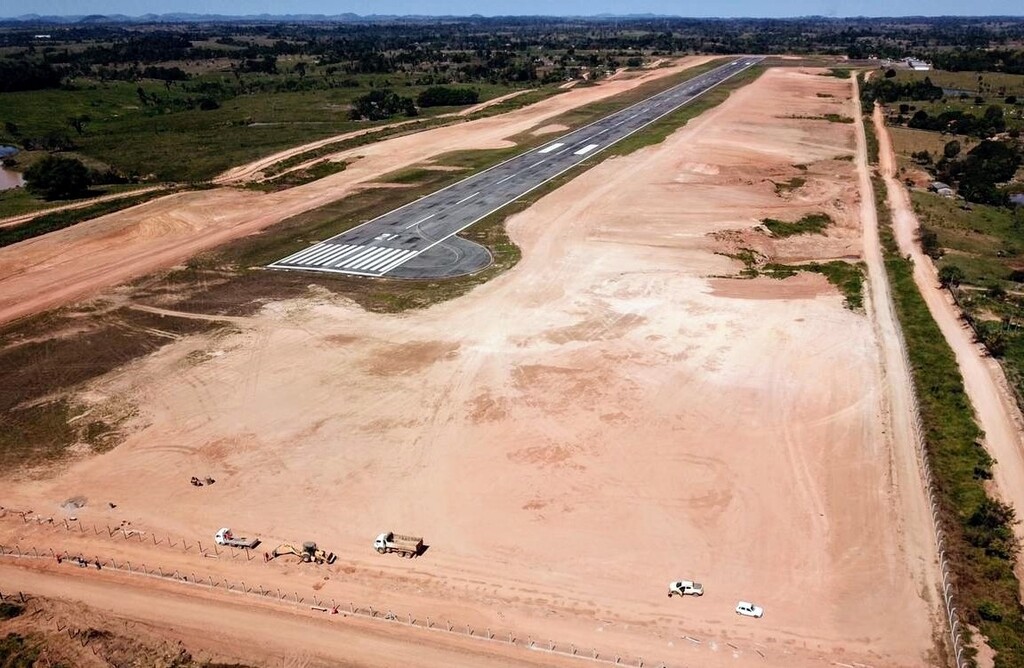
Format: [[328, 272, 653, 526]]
[[374, 531, 423, 557], [214, 527, 260, 549], [667, 580, 704, 597]]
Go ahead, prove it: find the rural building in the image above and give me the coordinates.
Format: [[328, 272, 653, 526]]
[[905, 58, 931, 70], [930, 181, 951, 192]]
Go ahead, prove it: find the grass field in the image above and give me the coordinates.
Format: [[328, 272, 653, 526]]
[[0, 75, 537, 183], [887, 126, 979, 161], [893, 69, 1024, 97]]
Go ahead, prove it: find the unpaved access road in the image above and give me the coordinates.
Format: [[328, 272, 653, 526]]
[[0, 561, 578, 668], [874, 104, 1024, 589], [0, 56, 715, 326], [3, 68, 941, 668]]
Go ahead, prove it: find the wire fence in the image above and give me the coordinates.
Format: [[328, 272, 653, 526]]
[[880, 262, 968, 668], [0, 543, 783, 668]]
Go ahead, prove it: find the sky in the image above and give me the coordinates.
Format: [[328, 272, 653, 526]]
[[5, 0, 1023, 17]]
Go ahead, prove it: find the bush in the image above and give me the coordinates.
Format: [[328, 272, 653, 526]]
[[349, 89, 417, 121], [939, 264, 965, 287], [24, 155, 91, 200], [416, 86, 480, 107]]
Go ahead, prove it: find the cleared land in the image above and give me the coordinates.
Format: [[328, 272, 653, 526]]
[[1, 68, 940, 667]]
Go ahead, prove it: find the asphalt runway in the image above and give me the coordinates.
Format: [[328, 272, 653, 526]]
[[269, 56, 763, 279]]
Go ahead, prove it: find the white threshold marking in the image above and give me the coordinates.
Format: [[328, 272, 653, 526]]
[[346, 247, 394, 270], [310, 246, 353, 266], [301, 244, 345, 265], [537, 142, 564, 154], [379, 249, 422, 273], [279, 244, 325, 264], [322, 246, 363, 267], [453, 191, 480, 206], [363, 248, 408, 271], [404, 213, 434, 230], [574, 144, 600, 156]]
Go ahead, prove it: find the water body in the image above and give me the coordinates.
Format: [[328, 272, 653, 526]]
[[0, 146, 24, 191]]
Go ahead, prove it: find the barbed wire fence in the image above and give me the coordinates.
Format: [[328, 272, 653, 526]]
[[0, 543, 781, 668]]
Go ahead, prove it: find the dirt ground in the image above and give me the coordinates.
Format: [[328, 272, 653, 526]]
[[0, 56, 714, 327], [0, 68, 941, 667]]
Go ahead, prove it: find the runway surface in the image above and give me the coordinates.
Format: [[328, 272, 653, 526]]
[[269, 56, 763, 279]]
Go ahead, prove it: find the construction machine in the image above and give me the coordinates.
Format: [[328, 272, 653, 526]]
[[270, 541, 336, 564]]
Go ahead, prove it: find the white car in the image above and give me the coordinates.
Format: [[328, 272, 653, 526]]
[[667, 580, 704, 597], [735, 601, 764, 618]]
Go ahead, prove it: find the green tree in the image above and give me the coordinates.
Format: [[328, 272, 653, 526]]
[[24, 155, 91, 200], [939, 264, 966, 288], [943, 140, 961, 159]]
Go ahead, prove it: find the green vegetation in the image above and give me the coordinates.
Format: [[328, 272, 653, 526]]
[[825, 68, 852, 79], [23, 155, 91, 199], [0, 602, 24, 620], [761, 212, 832, 237], [248, 159, 347, 192], [417, 86, 480, 107], [0, 634, 41, 667], [773, 176, 806, 193], [872, 172, 1024, 667], [348, 89, 417, 121], [822, 113, 854, 123], [767, 260, 864, 309], [0, 188, 173, 248], [721, 247, 863, 309], [862, 114, 880, 165]]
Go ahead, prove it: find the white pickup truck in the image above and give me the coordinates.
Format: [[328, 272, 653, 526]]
[[214, 527, 260, 549], [667, 580, 704, 597]]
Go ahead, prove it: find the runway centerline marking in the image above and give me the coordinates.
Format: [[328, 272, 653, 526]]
[[454, 191, 480, 206], [497, 173, 518, 184], [404, 213, 434, 230]]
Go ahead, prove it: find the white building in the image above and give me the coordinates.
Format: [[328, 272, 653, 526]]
[[906, 58, 932, 71]]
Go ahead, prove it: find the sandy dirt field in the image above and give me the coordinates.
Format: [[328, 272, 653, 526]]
[[0, 68, 941, 667], [875, 105, 1024, 592], [0, 56, 715, 327]]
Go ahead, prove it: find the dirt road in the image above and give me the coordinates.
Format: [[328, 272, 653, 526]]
[[2, 68, 939, 668], [874, 104, 1024, 585], [0, 560, 578, 668], [0, 185, 166, 229]]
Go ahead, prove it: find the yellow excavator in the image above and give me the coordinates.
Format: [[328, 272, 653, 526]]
[[270, 541, 336, 565]]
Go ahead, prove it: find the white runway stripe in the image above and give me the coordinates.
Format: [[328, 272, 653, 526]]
[[574, 143, 600, 156], [309, 245, 353, 266], [363, 248, 409, 271], [322, 246, 365, 267], [537, 142, 564, 154], [281, 243, 329, 264], [345, 246, 393, 270], [379, 250, 420, 273], [297, 244, 344, 265]]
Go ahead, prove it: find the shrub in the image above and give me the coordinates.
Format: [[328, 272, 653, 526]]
[[416, 86, 480, 107], [24, 155, 91, 200]]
